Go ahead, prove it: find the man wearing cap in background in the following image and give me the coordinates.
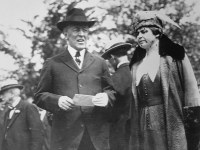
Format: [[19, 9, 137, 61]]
[[0, 79, 44, 150], [34, 7, 116, 150], [102, 42, 132, 150], [0, 93, 6, 150]]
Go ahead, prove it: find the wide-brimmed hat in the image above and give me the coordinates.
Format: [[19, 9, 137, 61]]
[[102, 42, 132, 59], [0, 79, 24, 94], [132, 11, 180, 32], [57, 8, 96, 31]]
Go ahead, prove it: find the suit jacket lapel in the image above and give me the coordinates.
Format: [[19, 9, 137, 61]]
[[59, 50, 80, 72], [6, 101, 23, 129], [4, 109, 11, 130], [80, 51, 95, 72]]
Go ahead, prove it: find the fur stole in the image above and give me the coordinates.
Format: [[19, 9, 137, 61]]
[[129, 34, 185, 67]]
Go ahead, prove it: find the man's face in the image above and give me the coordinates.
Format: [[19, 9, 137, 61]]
[[64, 25, 89, 51], [1, 90, 12, 105], [108, 55, 118, 71], [1, 88, 20, 105]]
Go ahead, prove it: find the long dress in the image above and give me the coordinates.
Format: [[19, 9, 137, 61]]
[[137, 70, 167, 150]]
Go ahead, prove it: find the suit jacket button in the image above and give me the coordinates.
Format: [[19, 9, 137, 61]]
[[79, 84, 82, 88]]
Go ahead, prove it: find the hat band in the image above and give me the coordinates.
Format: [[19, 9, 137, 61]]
[[0, 84, 23, 94], [135, 18, 163, 31]]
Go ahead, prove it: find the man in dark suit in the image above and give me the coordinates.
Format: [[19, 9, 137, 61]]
[[0, 98, 6, 150], [34, 8, 116, 150], [102, 42, 133, 150], [0, 80, 44, 150]]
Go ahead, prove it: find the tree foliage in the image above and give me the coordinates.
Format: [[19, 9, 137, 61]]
[[3, 0, 200, 97]]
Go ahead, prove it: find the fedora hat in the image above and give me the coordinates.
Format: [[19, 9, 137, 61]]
[[0, 79, 24, 94], [57, 8, 96, 31], [102, 42, 132, 59]]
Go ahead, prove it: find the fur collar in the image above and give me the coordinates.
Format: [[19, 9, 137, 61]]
[[129, 34, 185, 67]]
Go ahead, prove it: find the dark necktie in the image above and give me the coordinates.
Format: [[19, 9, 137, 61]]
[[75, 51, 81, 65]]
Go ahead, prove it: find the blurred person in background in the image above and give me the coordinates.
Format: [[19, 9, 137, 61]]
[[39, 108, 51, 150], [0, 79, 44, 150], [27, 97, 51, 150], [34, 8, 116, 150], [0, 97, 7, 150], [129, 11, 200, 150], [102, 42, 132, 150]]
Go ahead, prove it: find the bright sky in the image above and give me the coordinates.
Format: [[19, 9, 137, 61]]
[[0, 0, 47, 74]]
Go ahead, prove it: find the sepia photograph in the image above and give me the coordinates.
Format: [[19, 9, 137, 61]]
[[0, 0, 200, 150]]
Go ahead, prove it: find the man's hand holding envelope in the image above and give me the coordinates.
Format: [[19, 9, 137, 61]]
[[72, 93, 109, 107], [92, 93, 109, 107], [58, 96, 75, 110]]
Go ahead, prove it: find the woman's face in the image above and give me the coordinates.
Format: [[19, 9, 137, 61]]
[[136, 27, 157, 50]]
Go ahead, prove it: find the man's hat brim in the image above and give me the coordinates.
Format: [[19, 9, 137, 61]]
[[102, 43, 132, 59], [0, 84, 24, 94], [57, 21, 96, 31]]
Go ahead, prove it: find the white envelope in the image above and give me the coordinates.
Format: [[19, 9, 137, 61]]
[[73, 94, 94, 106]]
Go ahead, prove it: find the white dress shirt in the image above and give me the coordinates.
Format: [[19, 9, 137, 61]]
[[9, 97, 21, 119], [136, 50, 160, 86], [39, 109, 47, 121], [68, 45, 86, 69], [117, 60, 130, 68]]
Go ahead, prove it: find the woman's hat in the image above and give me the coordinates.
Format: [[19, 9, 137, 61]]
[[57, 8, 96, 31], [102, 42, 132, 59], [0, 79, 24, 94], [132, 11, 180, 32]]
